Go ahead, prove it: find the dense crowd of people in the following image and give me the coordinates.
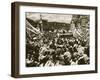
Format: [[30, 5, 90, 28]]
[[26, 29, 89, 67]]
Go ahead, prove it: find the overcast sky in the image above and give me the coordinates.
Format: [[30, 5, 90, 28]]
[[26, 13, 72, 24]]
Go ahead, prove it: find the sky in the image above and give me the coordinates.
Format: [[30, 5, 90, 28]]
[[26, 12, 72, 24]]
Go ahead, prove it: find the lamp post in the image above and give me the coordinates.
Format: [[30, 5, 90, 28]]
[[39, 14, 43, 33]]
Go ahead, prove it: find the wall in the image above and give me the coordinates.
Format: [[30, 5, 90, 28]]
[[0, 0, 99, 80]]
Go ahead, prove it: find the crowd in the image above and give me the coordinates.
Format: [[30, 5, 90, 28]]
[[26, 29, 89, 67]]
